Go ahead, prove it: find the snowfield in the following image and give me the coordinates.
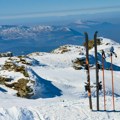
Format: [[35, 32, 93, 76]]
[[0, 37, 120, 120]]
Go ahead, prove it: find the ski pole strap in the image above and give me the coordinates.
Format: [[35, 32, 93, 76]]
[[111, 52, 117, 58], [102, 50, 106, 58], [97, 63, 101, 69], [110, 52, 113, 56]]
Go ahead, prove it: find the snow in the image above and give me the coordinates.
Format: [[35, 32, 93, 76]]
[[0, 37, 120, 119], [0, 25, 73, 41], [31, 25, 53, 32]]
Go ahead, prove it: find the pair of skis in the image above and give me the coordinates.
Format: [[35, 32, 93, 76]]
[[84, 32, 100, 110], [84, 32, 116, 111]]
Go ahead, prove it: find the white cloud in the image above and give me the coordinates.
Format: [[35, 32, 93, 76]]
[[0, 6, 120, 20]]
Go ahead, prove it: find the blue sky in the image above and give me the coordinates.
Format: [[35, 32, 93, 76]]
[[0, 0, 120, 24]]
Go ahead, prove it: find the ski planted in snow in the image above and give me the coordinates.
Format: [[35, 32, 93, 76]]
[[94, 31, 100, 111], [84, 32, 92, 110], [102, 50, 106, 111]]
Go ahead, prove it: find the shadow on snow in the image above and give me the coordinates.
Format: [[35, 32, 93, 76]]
[[89, 53, 120, 71], [29, 68, 62, 99], [92, 109, 120, 112], [0, 87, 7, 92]]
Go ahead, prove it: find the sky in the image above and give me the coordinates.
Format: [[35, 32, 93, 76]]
[[0, 0, 120, 24]]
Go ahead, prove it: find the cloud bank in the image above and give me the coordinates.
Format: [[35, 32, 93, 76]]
[[0, 6, 120, 20]]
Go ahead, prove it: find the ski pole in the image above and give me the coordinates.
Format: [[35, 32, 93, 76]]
[[102, 50, 106, 111], [110, 53, 115, 111]]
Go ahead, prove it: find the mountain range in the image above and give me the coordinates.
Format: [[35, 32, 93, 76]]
[[0, 20, 120, 55], [0, 25, 83, 55]]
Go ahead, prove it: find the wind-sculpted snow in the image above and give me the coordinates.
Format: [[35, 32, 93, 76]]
[[0, 38, 120, 119], [0, 107, 44, 120], [28, 68, 62, 99]]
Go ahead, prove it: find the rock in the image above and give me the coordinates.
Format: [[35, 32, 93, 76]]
[[0, 52, 13, 57], [5, 78, 34, 98], [0, 76, 13, 84]]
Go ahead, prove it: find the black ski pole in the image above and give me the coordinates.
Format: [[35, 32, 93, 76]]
[[102, 50, 106, 111], [94, 31, 99, 111], [84, 32, 92, 110]]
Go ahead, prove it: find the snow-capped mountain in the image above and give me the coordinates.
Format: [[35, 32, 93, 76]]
[[68, 20, 120, 43], [0, 37, 120, 119], [0, 20, 120, 55], [0, 25, 83, 55], [72, 20, 100, 26]]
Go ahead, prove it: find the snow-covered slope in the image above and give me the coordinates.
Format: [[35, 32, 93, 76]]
[[0, 37, 120, 119]]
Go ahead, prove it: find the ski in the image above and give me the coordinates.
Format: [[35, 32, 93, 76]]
[[84, 32, 92, 110], [102, 50, 106, 111], [94, 31, 100, 111]]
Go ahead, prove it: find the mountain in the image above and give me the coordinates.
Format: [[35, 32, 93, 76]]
[[1, 20, 120, 55], [0, 25, 83, 55], [0, 37, 120, 119], [68, 20, 120, 42]]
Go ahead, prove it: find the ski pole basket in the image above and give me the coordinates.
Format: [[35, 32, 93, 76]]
[[85, 85, 89, 91], [84, 82, 90, 91], [98, 81, 102, 91]]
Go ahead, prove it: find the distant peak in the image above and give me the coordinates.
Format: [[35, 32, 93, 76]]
[[74, 20, 83, 25]]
